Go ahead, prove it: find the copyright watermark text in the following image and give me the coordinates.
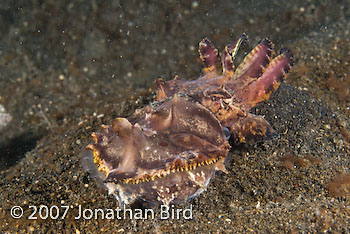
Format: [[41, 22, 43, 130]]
[[10, 204, 193, 220]]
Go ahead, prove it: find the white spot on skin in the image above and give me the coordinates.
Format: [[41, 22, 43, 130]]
[[188, 172, 197, 182], [101, 136, 109, 146], [145, 112, 152, 123], [256, 201, 261, 209], [106, 183, 117, 195]]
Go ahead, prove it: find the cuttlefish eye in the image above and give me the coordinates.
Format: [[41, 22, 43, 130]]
[[223, 127, 231, 140]]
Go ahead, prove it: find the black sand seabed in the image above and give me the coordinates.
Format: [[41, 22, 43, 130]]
[[0, 1, 349, 233]]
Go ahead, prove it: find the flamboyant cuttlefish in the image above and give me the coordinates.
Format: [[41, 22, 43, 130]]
[[80, 34, 293, 206]]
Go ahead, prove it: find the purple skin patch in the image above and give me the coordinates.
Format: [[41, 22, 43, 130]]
[[82, 34, 293, 206]]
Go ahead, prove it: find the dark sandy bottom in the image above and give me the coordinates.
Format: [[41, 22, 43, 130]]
[[0, 1, 349, 233]]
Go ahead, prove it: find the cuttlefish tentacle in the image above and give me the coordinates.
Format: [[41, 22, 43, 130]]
[[199, 37, 218, 76], [233, 38, 273, 81], [221, 34, 248, 77], [235, 48, 293, 108]]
